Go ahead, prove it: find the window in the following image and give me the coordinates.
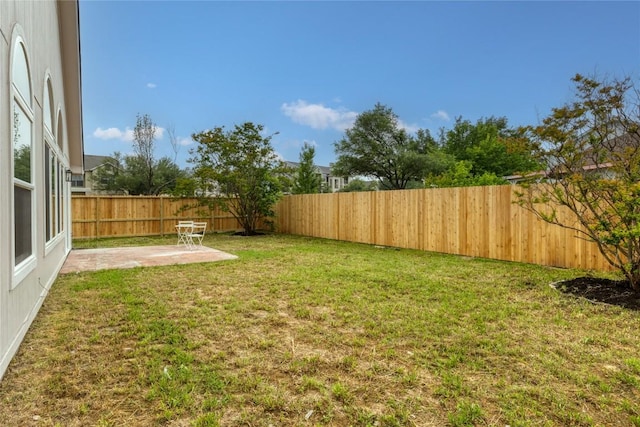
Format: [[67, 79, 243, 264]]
[[44, 77, 62, 244], [58, 160, 64, 233], [57, 113, 65, 235], [44, 78, 53, 133], [332, 178, 340, 190], [44, 146, 61, 242], [71, 173, 84, 187], [11, 35, 35, 275]]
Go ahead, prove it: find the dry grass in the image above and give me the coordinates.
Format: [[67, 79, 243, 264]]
[[0, 233, 639, 426]]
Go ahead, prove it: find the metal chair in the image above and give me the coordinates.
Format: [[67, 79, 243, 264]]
[[186, 222, 207, 249], [176, 221, 194, 247]]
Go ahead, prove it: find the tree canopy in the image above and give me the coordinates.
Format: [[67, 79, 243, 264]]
[[132, 113, 158, 192], [91, 113, 186, 195], [517, 73, 640, 290], [190, 122, 286, 235], [91, 153, 185, 195], [440, 116, 540, 177], [292, 142, 322, 194], [424, 161, 508, 188], [338, 178, 377, 192], [333, 103, 445, 190]]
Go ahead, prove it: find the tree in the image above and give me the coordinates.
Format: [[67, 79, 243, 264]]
[[333, 103, 444, 190], [91, 152, 185, 195], [339, 178, 377, 192], [293, 142, 322, 194], [424, 161, 508, 188], [441, 116, 540, 177], [154, 157, 186, 194], [92, 114, 187, 195], [133, 113, 158, 193], [89, 153, 123, 194], [190, 122, 286, 235], [517, 73, 640, 290]]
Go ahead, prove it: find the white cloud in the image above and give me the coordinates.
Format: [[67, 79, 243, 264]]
[[398, 120, 420, 134], [122, 129, 135, 142], [177, 137, 193, 146], [93, 127, 126, 140], [281, 100, 358, 131], [430, 110, 451, 122], [146, 82, 157, 89], [93, 126, 165, 143]]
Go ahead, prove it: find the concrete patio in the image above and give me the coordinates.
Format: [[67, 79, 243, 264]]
[[60, 245, 238, 274]]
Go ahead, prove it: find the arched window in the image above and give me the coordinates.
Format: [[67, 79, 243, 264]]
[[43, 77, 54, 135], [57, 111, 65, 235], [56, 106, 64, 151], [11, 33, 35, 280], [44, 76, 60, 244]]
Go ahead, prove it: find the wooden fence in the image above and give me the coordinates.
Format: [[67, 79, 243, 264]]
[[71, 196, 242, 239], [72, 189, 613, 271], [273, 186, 613, 271]]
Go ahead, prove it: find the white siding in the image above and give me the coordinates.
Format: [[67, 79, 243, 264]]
[[0, 0, 81, 380]]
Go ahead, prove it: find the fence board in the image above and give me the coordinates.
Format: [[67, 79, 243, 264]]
[[72, 196, 243, 239], [273, 186, 615, 272]]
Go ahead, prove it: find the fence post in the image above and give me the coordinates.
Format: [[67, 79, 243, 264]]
[[211, 202, 215, 232], [95, 196, 100, 239], [160, 196, 164, 236]]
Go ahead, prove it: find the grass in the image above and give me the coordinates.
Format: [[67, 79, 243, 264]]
[[0, 233, 639, 426]]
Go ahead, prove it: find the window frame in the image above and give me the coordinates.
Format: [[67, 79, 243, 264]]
[[10, 32, 36, 287], [44, 75, 65, 253]]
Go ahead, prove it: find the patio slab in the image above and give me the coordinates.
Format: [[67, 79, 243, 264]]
[[60, 245, 238, 274]]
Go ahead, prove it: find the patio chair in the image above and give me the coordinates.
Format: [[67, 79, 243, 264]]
[[176, 221, 194, 247], [186, 222, 207, 249]]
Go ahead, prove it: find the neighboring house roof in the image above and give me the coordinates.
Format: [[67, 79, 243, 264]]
[[285, 161, 335, 176], [505, 132, 640, 183], [84, 154, 114, 171], [317, 165, 332, 176], [582, 132, 640, 165]]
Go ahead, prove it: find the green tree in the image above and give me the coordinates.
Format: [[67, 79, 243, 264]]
[[333, 103, 444, 190], [424, 161, 508, 188], [14, 145, 31, 183], [92, 114, 187, 195], [339, 178, 377, 192], [91, 152, 185, 195], [172, 176, 198, 197], [133, 113, 158, 193], [441, 116, 540, 177], [517, 74, 640, 290], [293, 142, 322, 194], [89, 154, 123, 194], [190, 122, 286, 235]]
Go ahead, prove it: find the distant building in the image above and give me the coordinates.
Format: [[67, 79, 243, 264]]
[[285, 161, 350, 192], [504, 132, 639, 184], [71, 154, 120, 195]]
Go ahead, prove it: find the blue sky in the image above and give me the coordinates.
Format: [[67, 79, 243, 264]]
[[80, 1, 640, 168]]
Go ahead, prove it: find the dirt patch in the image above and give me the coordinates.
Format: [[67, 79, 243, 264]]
[[552, 277, 640, 310]]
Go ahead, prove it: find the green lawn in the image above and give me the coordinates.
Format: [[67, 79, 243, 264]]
[[0, 233, 639, 426]]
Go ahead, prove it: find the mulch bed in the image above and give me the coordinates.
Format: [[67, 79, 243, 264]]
[[551, 277, 640, 310]]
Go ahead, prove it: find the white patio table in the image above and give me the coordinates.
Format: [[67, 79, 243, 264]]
[[175, 221, 194, 247]]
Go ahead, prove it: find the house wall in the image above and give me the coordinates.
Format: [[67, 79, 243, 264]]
[[0, 0, 80, 380]]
